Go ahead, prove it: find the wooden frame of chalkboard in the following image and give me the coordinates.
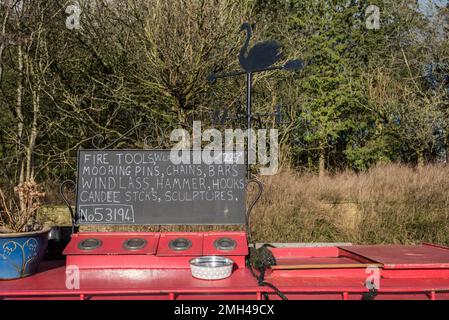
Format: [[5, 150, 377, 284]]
[[75, 149, 247, 225]]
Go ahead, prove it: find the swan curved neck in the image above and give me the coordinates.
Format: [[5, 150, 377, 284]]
[[240, 25, 252, 59]]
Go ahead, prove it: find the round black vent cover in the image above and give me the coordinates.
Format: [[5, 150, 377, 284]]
[[123, 238, 147, 251], [169, 238, 192, 251], [214, 238, 237, 251], [78, 238, 102, 251]]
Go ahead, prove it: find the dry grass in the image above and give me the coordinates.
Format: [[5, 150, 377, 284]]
[[251, 164, 449, 245], [0, 182, 46, 233], [38, 164, 449, 245]]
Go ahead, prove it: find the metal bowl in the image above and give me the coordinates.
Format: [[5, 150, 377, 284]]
[[189, 256, 234, 280]]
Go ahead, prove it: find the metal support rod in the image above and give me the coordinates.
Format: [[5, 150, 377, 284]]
[[208, 65, 284, 83], [246, 72, 252, 178]]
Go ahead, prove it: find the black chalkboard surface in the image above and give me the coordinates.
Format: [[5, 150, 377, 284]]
[[75, 150, 246, 225]]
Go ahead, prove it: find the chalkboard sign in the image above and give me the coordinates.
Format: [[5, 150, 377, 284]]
[[75, 150, 246, 225]]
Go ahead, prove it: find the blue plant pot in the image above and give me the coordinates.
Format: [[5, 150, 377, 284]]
[[0, 228, 50, 280]]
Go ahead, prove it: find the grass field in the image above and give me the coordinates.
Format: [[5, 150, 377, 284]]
[[39, 164, 449, 245], [252, 164, 449, 245]]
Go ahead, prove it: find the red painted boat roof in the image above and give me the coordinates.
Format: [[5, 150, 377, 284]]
[[1, 260, 449, 298], [2, 243, 449, 299], [340, 244, 449, 269]]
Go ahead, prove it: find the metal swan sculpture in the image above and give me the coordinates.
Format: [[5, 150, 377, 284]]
[[206, 22, 303, 84], [239, 23, 282, 73]]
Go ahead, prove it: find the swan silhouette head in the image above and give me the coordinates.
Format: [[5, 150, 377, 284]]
[[239, 23, 255, 33]]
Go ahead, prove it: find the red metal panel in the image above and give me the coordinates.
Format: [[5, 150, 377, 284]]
[[381, 268, 449, 279], [266, 267, 376, 279], [63, 232, 159, 255], [270, 246, 378, 267], [340, 244, 449, 269], [156, 232, 203, 256], [2, 257, 449, 300], [63, 231, 249, 269], [66, 255, 196, 269], [203, 231, 248, 256], [274, 257, 362, 266], [5, 242, 449, 300], [271, 246, 340, 258]]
